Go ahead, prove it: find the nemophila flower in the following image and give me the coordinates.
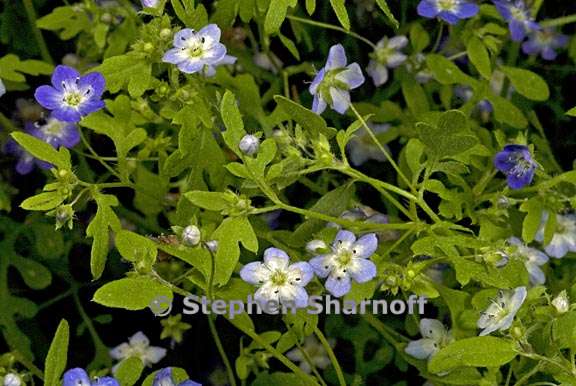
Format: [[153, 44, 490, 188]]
[[63, 368, 119, 386], [507, 237, 548, 285], [405, 319, 453, 360], [417, 0, 479, 25], [493, 0, 539, 42], [240, 248, 314, 308], [552, 290, 570, 314], [29, 116, 80, 149], [0, 79, 5, 97], [309, 44, 365, 115], [522, 28, 569, 60], [493, 145, 537, 189], [477, 286, 527, 336], [3, 373, 21, 386], [239, 134, 259, 155], [310, 230, 378, 297], [367, 36, 408, 86], [35, 65, 105, 123], [152, 368, 201, 386], [286, 336, 333, 374], [347, 123, 391, 166], [110, 331, 166, 368], [162, 25, 227, 74], [535, 213, 576, 258]]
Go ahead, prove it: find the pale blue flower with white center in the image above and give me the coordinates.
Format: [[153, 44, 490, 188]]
[[347, 123, 391, 166], [110, 331, 166, 369], [417, 0, 479, 25], [405, 319, 453, 360], [310, 230, 378, 297], [163, 25, 227, 74], [507, 237, 548, 285], [477, 287, 527, 336], [240, 248, 314, 308], [153, 368, 201, 386], [367, 36, 408, 86], [0, 79, 5, 97], [535, 212, 576, 258], [309, 44, 365, 115], [63, 368, 119, 386]]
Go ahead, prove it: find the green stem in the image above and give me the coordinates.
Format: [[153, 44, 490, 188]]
[[286, 15, 376, 49], [12, 351, 44, 380], [541, 14, 576, 28], [313, 327, 346, 386], [431, 23, 445, 53], [22, 0, 53, 64]]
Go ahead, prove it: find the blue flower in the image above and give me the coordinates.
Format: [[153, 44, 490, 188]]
[[63, 368, 119, 386], [310, 230, 378, 297], [309, 44, 365, 115], [477, 287, 527, 336], [240, 248, 314, 308], [507, 237, 548, 285], [493, 0, 539, 42], [35, 65, 105, 123], [153, 368, 201, 386], [493, 144, 536, 189], [417, 0, 479, 25], [535, 212, 576, 258], [29, 116, 80, 149], [405, 319, 453, 360], [367, 36, 408, 87], [163, 25, 227, 74], [522, 28, 568, 60]]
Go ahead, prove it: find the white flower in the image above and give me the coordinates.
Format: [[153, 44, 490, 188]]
[[366, 36, 408, 86], [535, 212, 576, 258], [240, 248, 314, 308], [405, 319, 453, 360], [507, 237, 548, 285], [110, 331, 167, 368], [552, 290, 570, 314], [477, 287, 527, 336], [286, 336, 333, 373], [0, 79, 6, 97], [239, 134, 260, 156], [3, 373, 21, 386], [182, 225, 201, 246]]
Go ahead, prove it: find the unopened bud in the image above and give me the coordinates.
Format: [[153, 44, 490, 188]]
[[182, 225, 201, 246], [239, 134, 259, 156], [3, 373, 22, 386], [552, 290, 570, 314], [160, 28, 172, 40], [205, 240, 218, 252]]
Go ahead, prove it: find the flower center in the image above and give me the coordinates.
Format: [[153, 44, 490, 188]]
[[437, 0, 458, 11], [511, 6, 527, 21], [42, 119, 66, 137], [64, 91, 84, 107], [186, 37, 206, 58], [508, 154, 533, 177], [336, 249, 353, 268], [270, 270, 288, 286]]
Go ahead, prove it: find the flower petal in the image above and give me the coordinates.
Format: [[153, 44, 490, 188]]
[[405, 338, 437, 360], [455, 3, 479, 18], [325, 44, 347, 70], [35, 85, 63, 110], [417, 0, 439, 18], [80, 72, 106, 96], [129, 331, 150, 348], [63, 368, 91, 386], [348, 258, 376, 283], [309, 255, 334, 278], [333, 230, 357, 249], [367, 61, 389, 87], [312, 94, 327, 114], [352, 233, 378, 259], [287, 261, 314, 286], [163, 48, 187, 64], [420, 318, 447, 340], [388, 35, 408, 49], [173, 28, 195, 48], [263, 247, 290, 270], [329, 87, 351, 114], [143, 346, 167, 365], [279, 285, 309, 308], [240, 262, 270, 284], [94, 377, 120, 386], [51, 65, 80, 90], [325, 274, 351, 297], [198, 24, 222, 46], [52, 106, 83, 123], [335, 63, 365, 89]]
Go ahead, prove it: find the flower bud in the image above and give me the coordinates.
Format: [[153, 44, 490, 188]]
[[54, 205, 75, 230], [552, 290, 570, 314], [160, 28, 172, 40], [3, 374, 22, 386], [239, 134, 260, 156], [205, 240, 218, 253], [306, 240, 327, 254], [143, 42, 154, 53], [182, 225, 201, 246]]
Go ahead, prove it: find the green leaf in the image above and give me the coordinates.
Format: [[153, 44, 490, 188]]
[[426, 54, 475, 86], [467, 36, 491, 79], [486, 93, 528, 128], [44, 319, 69, 386], [567, 106, 576, 117], [501, 66, 549, 101], [375, 0, 399, 29], [11, 256, 52, 290], [0, 54, 53, 83], [10, 132, 71, 170], [86, 192, 121, 279], [428, 336, 517, 374], [416, 110, 478, 158], [185, 191, 229, 211], [115, 230, 157, 266], [330, 0, 350, 30], [278, 32, 300, 60], [36, 6, 90, 40], [274, 95, 331, 138], [221, 90, 247, 156], [519, 197, 544, 243], [20, 191, 65, 211], [305, 0, 316, 15], [212, 216, 258, 286], [91, 53, 151, 97], [265, 0, 290, 35], [93, 276, 173, 310], [401, 77, 429, 115], [114, 357, 144, 386], [409, 23, 430, 52]]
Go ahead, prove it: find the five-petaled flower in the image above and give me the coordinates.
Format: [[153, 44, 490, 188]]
[[63, 368, 119, 386], [405, 319, 453, 360], [35, 65, 105, 123], [347, 123, 391, 166], [417, 0, 479, 25], [535, 212, 576, 258], [507, 237, 548, 285], [367, 36, 408, 87], [477, 286, 527, 336], [493, 144, 537, 189], [110, 331, 167, 369], [152, 367, 201, 386], [309, 44, 365, 115], [162, 25, 228, 74], [310, 230, 378, 297], [493, 0, 540, 42], [240, 247, 314, 308], [522, 28, 569, 60], [286, 336, 334, 374]]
